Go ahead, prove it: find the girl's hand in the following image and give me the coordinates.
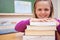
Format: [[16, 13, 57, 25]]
[[30, 18, 60, 26], [30, 18, 54, 22]]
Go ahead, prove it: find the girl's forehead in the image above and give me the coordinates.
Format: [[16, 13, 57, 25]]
[[35, 1, 50, 7]]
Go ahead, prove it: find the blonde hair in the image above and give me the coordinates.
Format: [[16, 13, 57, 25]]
[[33, 0, 54, 18]]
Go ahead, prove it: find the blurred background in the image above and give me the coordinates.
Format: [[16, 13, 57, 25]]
[[0, 0, 60, 34]]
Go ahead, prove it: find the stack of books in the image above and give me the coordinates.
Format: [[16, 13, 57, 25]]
[[23, 21, 56, 40]]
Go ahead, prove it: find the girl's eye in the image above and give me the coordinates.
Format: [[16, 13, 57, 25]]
[[45, 9, 49, 11], [38, 9, 41, 11]]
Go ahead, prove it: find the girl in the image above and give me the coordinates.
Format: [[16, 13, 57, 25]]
[[15, 0, 60, 40]]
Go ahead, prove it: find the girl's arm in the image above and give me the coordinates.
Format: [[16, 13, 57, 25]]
[[56, 19, 60, 33], [15, 19, 30, 32]]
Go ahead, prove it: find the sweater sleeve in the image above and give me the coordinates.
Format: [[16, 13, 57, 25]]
[[15, 19, 30, 32], [56, 19, 60, 33]]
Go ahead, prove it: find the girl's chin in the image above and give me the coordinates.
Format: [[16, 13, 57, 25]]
[[38, 17, 48, 19], [38, 17, 48, 18]]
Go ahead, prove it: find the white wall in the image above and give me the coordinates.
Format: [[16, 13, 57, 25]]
[[52, 0, 58, 18], [58, 0, 60, 18], [52, 0, 60, 18]]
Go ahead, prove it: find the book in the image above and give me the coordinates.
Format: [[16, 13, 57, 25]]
[[23, 35, 55, 40], [27, 25, 56, 30], [30, 22, 56, 26], [23, 21, 56, 40], [25, 30, 55, 36]]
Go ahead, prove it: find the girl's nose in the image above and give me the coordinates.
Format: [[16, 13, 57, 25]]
[[41, 10, 45, 14]]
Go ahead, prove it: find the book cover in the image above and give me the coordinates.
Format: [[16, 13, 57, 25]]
[[30, 22, 56, 26], [23, 35, 55, 40], [25, 30, 55, 36], [27, 25, 56, 30]]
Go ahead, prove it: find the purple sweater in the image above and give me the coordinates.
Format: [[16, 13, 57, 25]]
[[15, 19, 60, 33], [15, 19, 30, 32]]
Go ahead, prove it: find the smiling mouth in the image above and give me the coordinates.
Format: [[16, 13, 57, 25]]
[[39, 15, 48, 18], [41, 15, 47, 17]]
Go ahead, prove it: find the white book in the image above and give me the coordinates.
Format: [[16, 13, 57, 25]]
[[30, 22, 56, 26], [25, 30, 55, 36], [23, 35, 55, 40], [27, 25, 56, 30]]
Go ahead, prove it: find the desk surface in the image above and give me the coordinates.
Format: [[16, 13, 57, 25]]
[[0, 32, 24, 40], [0, 32, 60, 40]]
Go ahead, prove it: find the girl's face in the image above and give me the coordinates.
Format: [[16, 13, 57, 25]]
[[35, 1, 51, 18]]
